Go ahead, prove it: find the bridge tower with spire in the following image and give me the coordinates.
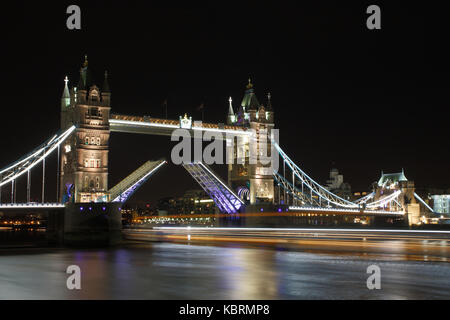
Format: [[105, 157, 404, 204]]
[[59, 56, 112, 203], [226, 79, 275, 206]]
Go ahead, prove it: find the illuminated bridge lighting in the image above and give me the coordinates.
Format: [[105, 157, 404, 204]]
[[0, 126, 76, 188], [183, 162, 243, 214], [288, 206, 404, 216], [153, 226, 450, 234], [364, 190, 402, 209], [109, 118, 179, 129], [273, 142, 360, 208], [109, 117, 251, 137], [0, 203, 66, 209], [110, 160, 167, 203]]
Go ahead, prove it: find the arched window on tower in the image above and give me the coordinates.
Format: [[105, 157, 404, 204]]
[[88, 87, 100, 104], [96, 137, 101, 145], [85, 137, 89, 145], [96, 177, 100, 189]]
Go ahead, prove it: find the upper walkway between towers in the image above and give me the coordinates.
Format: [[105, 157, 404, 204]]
[[109, 113, 251, 137]]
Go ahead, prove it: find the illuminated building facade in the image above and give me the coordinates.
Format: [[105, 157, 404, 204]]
[[432, 195, 450, 214], [227, 80, 275, 205], [60, 56, 111, 203], [157, 190, 216, 215]]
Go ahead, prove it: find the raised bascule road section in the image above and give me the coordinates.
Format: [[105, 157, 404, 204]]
[[183, 162, 244, 214], [108, 160, 167, 203]]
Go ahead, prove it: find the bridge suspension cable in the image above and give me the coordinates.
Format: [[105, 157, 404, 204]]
[[273, 172, 321, 207], [273, 142, 359, 208], [354, 192, 375, 204], [0, 126, 76, 189], [414, 192, 437, 214], [364, 190, 402, 209]]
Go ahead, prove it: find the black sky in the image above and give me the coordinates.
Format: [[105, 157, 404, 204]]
[[0, 1, 448, 205]]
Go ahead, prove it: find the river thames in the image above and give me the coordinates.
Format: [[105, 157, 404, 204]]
[[1, 227, 449, 299]]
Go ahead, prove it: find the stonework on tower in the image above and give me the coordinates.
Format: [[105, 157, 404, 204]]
[[227, 79, 275, 205], [60, 56, 111, 203], [374, 170, 420, 225]]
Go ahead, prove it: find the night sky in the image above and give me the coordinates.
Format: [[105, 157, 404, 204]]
[[0, 2, 448, 205]]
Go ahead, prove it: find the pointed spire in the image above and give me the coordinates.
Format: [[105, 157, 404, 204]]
[[266, 92, 272, 111], [77, 68, 85, 90], [83, 54, 88, 68], [400, 168, 407, 181], [242, 77, 259, 111], [102, 70, 110, 93], [62, 76, 70, 98], [228, 96, 234, 115], [246, 77, 253, 89], [61, 76, 71, 108]]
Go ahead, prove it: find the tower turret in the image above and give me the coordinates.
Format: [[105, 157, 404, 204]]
[[227, 96, 235, 124], [61, 76, 70, 109], [76, 55, 92, 103], [265, 92, 274, 123], [241, 78, 259, 123], [77, 68, 87, 103], [101, 71, 111, 106]]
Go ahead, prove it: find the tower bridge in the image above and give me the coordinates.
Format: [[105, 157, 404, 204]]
[[0, 56, 437, 244]]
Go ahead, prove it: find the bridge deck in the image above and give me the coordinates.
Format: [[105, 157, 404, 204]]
[[288, 206, 404, 217], [109, 114, 250, 137], [0, 203, 65, 211]]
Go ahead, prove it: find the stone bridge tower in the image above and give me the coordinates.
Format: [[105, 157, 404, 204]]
[[227, 80, 275, 206], [60, 56, 111, 203], [374, 170, 420, 225]]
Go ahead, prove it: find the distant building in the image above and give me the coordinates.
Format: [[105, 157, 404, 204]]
[[156, 190, 216, 215], [432, 195, 450, 214], [181, 189, 216, 214], [325, 168, 352, 200]]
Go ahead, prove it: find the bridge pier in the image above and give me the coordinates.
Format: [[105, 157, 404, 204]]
[[46, 209, 65, 245], [47, 202, 122, 246]]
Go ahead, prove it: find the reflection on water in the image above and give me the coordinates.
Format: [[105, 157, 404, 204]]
[[0, 228, 46, 247], [0, 242, 449, 299], [219, 248, 279, 299]]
